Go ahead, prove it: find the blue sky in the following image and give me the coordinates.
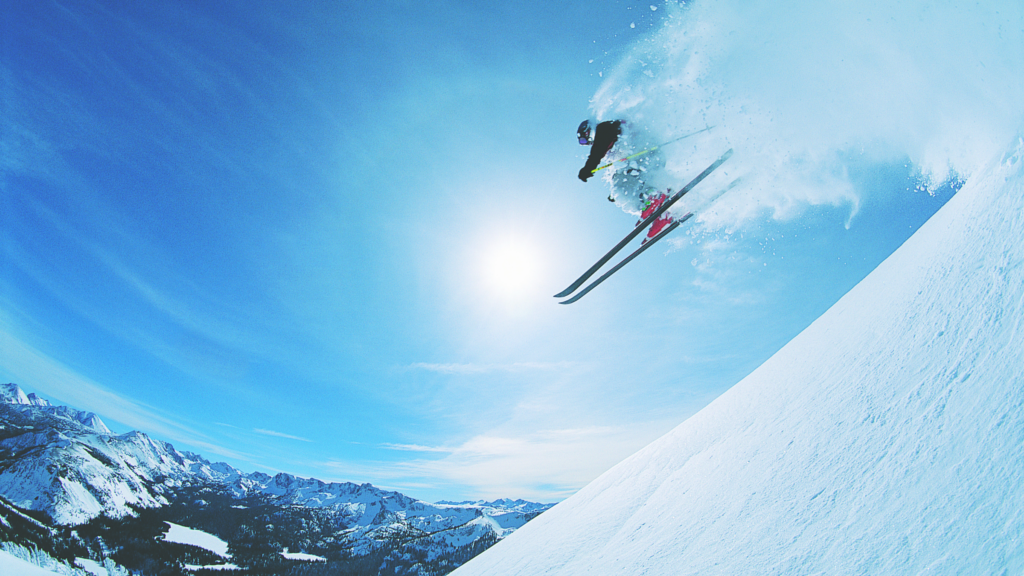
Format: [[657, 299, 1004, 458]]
[[0, 0, 991, 503]]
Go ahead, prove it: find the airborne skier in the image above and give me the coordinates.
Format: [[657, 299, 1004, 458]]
[[577, 118, 671, 242], [558, 143, 735, 304]]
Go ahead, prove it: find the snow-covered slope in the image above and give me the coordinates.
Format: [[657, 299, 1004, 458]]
[[0, 550, 71, 576], [454, 137, 1024, 573], [0, 385, 241, 524]]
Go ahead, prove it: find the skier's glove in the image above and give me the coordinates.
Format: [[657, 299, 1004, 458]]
[[578, 167, 592, 182]]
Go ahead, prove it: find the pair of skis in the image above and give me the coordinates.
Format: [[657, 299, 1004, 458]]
[[555, 149, 734, 304]]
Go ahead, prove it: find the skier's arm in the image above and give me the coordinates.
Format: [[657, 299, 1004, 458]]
[[578, 121, 621, 182], [579, 148, 607, 181]]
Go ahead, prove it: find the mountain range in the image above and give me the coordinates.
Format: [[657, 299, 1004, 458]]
[[0, 382, 551, 575]]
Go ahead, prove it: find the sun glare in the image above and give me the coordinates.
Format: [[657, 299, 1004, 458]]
[[481, 238, 542, 302]]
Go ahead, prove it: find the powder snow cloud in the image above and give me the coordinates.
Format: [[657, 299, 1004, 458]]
[[592, 0, 1024, 229]]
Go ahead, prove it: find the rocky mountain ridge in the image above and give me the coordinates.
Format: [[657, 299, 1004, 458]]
[[0, 382, 552, 575]]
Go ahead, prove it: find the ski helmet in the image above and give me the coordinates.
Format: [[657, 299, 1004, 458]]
[[577, 120, 592, 145]]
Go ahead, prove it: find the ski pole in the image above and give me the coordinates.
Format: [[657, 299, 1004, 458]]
[[591, 125, 715, 174]]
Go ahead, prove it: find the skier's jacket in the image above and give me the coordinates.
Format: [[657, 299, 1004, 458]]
[[578, 120, 622, 182]]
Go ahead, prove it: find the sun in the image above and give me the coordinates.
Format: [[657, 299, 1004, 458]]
[[480, 237, 543, 302]]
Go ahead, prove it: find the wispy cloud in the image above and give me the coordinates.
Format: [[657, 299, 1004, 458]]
[[0, 325, 253, 463], [380, 443, 452, 453], [315, 423, 673, 503], [409, 361, 579, 375], [254, 428, 313, 443], [411, 427, 647, 501], [7, 196, 264, 377]]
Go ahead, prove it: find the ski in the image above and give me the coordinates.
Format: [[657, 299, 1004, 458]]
[[558, 215, 691, 304], [558, 177, 741, 304], [554, 148, 733, 299]]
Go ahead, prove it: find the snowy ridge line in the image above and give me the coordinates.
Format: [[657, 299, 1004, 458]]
[[1, 383, 111, 435], [0, 494, 54, 535], [389, 510, 516, 548]]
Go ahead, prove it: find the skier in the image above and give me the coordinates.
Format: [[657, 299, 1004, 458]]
[[577, 119, 622, 182], [556, 147, 734, 303], [577, 119, 670, 240]]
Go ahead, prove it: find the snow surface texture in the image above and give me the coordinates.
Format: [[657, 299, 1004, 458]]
[[591, 0, 1024, 229], [0, 550, 70, 576], [75, 558, 108, 576], [0, 543, 113, 576], [454, 135, 1024, 574], [163, 522, 230, 558], [280, 549, 326, 562], [118, 520, 324, 570]]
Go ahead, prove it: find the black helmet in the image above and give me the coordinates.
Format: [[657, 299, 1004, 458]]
[[577, 120, 592, 145]]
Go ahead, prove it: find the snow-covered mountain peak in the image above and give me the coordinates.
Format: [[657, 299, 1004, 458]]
[[77, 412, 111, 434], [0, 383, 110, 434], [1, 383, 34, 405], [0, 391, 245, 523], [26, 393, 51, 407], [0, 383, 553, 540]]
